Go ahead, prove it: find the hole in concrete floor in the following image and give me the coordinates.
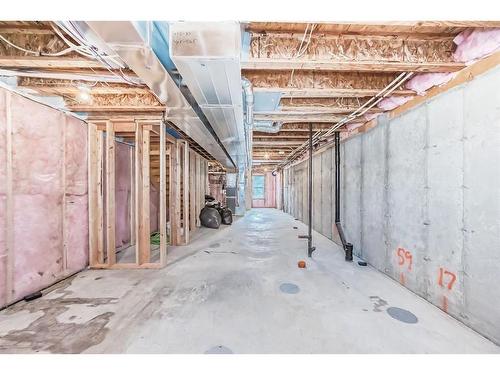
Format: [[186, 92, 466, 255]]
[[280, 283, 300, 294], [204, 345, 233, 354], [387, 307, 418, 324]]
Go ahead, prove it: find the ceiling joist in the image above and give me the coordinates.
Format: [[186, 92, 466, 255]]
[[254, 87, 415, 98], [242, 59, 464, 73], [0, 56, 106, 69]]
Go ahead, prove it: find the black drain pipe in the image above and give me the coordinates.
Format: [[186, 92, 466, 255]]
[[334, 131, 353, 261], [298, 123, 316, 256], [307, 122, 316, 258]]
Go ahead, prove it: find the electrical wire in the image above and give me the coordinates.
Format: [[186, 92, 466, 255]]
[[51, 22, 141, 86], [288, 24, 316, 101], [276, 72, 414, 170], [0, 34, 77, 57]]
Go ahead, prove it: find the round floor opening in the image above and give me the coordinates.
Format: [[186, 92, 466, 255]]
[[280, 283, 300, 294], [387, 307, 418, 324]]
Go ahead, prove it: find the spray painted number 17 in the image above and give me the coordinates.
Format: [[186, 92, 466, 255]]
[[397, 247, 413, 271]]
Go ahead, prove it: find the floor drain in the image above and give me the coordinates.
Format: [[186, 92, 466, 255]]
[[387, 307, 418, 324], [280, 283, 300, 294], [204, 345, 233, 354]]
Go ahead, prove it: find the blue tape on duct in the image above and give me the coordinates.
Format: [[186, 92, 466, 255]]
[[131, 21, 177, 71], [152, 21, 177, 71], [166, 127, 181, 139], [241, 31, 251, 60], [133, 21, 148, 40]]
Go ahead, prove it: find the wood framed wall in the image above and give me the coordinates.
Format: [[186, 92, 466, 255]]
[[87, 119, 210, 268], [88, 119, 168, 269], [251, 171, 278, 208]]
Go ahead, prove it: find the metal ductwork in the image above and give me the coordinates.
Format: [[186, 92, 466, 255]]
[[78, 21, 235, 168], [241, 77, 254, 168], [242, 77, 254, 126], [169, 22, 248, 171], [253, 121, 283, 133]]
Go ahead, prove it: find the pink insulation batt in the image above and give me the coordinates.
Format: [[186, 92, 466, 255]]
[[453, 28, 500, 63], [405, 73, 456, 95], [377, 96, 414, 111], [0, 90, 8, 306], [113, 141, 159, 249], [115, 142, 133, 248], [376, 28, 500, 114], [0, 88, 89, 308]]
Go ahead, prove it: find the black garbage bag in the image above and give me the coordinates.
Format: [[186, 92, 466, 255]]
[[220, 207, 233, 225], [205, 194, 216, 202], [199, 206, 221, 229]]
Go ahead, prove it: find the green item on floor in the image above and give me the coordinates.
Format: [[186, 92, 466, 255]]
[[150, 231, 161, 245]]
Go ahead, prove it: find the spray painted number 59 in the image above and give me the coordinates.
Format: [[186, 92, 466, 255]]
[[396, 247, 413, 271]]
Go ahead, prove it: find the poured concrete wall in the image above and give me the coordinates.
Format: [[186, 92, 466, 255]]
[[0, 88, 89, 309], [283, 65, 500, 344], [283, 149, 337, 241]]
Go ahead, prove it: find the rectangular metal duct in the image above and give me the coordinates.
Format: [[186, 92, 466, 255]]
[[81, 21, 234, 167], [169, 22, 247, 170]]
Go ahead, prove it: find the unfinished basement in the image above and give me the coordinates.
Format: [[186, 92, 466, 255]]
[[0, 19, 500, 355]]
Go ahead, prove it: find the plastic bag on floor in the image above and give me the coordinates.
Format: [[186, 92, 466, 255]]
[[200, 206, 221, 229], [220, 207, 233, 225]]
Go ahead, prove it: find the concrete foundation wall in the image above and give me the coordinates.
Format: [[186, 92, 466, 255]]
[[282, 65, 500, 344], [283, 149, 337, 240]]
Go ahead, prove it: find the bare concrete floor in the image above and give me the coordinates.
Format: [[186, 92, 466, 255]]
[[0, 208, 498, 353]]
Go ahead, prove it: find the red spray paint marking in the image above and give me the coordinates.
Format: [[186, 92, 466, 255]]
[[438, 267, 457, 290], [396, 247, 413, 271], [399, 272, 406, 286], [442, 295, 448, 313], [438, 267, 457, 313]]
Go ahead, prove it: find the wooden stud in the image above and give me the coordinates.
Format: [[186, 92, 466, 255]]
[[182, 141, 190, 244], [168, 143, 175, 244], [135, 121, 143, 264], [129, 147, 136, 246], [189, 151, 196, 232], [140, 127, 151, 264], [91, 262, 164, 270], [88, 122, 99, 267], [96, 130, 104, 264], [135, 122, 151, 264], [195, 154, 201, 227], [105, 120, 116, 266], [159, 121, 167, 266], [170, 142, 181, 245]]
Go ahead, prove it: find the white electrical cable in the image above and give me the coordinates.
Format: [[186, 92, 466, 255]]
[[278, 72, 415, 169], [52, 22, 141, 86], [0, 34, 78, 57], [288, 24, 316, 98]]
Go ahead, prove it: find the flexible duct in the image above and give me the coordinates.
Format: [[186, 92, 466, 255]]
[[241, 77, 254, 167], [253, 121, 283, 133], [241, 77, 254, 126]]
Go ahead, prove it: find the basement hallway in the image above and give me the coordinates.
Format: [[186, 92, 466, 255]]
[[0, 208, 497, 354]]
